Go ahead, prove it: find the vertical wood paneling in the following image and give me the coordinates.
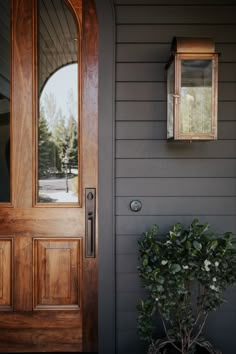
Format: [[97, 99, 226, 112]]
[[38, 0, 79, 90]]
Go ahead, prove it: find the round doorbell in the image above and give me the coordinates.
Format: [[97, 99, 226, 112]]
[[130, 200, 142, 212]]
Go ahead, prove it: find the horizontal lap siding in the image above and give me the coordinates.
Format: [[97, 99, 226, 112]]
[[116, 141, 236, 157], [116, 216, 236, 235], [116, 5, 236, 23], [116, 101, 236, 120], [116, 159, 236, 177], [117, 43, 236, 62], [117, 25, 236, 43], [116, 122, 236, 139], [117, 82, 236, 100], [116, 178, 236, 196], [115, 2, 236, 354], [115, 0, 236, 4], [117, 63, 236, 82], [116, 197, 236, 215]]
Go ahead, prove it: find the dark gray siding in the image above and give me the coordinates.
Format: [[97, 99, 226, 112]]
[[114, 1, 236, 353], [97, 0, 116, 353]]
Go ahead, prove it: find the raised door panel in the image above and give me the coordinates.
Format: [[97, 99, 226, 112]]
[[0, 239, 12, 310], [33, 238, 82, 309]]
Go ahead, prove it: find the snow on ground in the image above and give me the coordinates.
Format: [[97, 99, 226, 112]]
[[39, 190, 78, 203], [39, 177, 78, 202]]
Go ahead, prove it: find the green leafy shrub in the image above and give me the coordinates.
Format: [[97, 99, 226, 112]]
[[137, 219, 236, 354]]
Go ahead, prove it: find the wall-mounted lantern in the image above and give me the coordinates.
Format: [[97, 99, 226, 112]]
[[166, 37, 219, 141]]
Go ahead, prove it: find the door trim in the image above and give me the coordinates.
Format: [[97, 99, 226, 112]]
[[97, 0, 116, 353]]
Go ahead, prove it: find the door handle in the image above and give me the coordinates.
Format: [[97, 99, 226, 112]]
[[85, 188, 96, 258], [87, 216, 93, 257]]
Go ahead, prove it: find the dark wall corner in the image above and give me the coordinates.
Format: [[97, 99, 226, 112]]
[[97, 0, 116, 353]]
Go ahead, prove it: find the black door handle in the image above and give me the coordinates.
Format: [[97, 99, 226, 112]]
[[85, 188, 96, 258]]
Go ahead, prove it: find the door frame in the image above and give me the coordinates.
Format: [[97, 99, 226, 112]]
[[96, 0, 116, 353]]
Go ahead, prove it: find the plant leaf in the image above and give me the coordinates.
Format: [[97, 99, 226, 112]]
[[171, 264, 181, 273], [193, 241, 202, 251]]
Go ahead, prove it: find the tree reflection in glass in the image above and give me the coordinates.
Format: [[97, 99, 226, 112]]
[[38, 0, 79, 204], [38, 64, 78, 203]]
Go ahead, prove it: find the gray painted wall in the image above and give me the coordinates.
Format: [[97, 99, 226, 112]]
[[114, 1, 236, 353], [96, 1, 116, 354]]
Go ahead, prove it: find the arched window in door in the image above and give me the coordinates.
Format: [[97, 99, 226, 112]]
[[37, 0, 81, 205]]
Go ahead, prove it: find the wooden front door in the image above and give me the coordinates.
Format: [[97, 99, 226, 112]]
[[0, 0, 98, 352]]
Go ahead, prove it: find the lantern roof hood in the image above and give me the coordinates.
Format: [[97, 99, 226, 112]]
[[171, 37, 216, 54]]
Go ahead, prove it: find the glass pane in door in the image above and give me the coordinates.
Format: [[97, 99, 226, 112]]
[[0, 0, 11, 203], [38, 0, 79, 204]]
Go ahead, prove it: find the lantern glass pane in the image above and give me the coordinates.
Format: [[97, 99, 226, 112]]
[[167, 61, 174, 139], [180, 60, 212, 135]]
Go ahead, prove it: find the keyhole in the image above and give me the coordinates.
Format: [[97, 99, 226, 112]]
[[87, 192, 94, 200]]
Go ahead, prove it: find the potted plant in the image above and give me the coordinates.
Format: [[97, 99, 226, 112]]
[[137, 219, 236, 354]]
